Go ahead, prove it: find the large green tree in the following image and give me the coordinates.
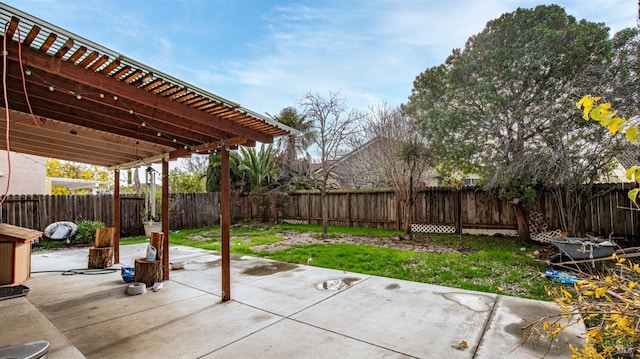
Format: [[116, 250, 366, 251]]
[[169, 155, 208, 193], [406, 5, 636, 241]]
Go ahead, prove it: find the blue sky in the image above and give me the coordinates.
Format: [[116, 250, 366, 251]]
[[2, 0, 638, 119]]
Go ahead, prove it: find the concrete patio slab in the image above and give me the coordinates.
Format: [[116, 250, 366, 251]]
[[0, 297, 84, 358], [26, 274, 206, 332], [0, 243, 586, 358], [64, 294, 281, 359], [475, 295, 583, 358], [230, 264, 369, 316], [290, 276, 495, 358], [205, 317, 413, 359]]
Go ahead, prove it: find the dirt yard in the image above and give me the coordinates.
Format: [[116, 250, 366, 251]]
[[251, 230, 459, 253]]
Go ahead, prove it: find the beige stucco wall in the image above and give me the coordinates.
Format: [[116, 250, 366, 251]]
[[0, 151, 46, 195]]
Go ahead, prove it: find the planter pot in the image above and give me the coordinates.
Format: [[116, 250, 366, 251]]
[[143, 222, 162, 237]]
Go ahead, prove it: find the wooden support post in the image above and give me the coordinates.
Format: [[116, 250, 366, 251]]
[[162, 159, 170, 280], [114, 169, 121, 263], [88, 247, 113, 269], [221, 147, 231, 301], [134, 258, 162, 287]]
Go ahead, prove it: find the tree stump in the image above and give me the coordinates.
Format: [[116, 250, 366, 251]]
[[95, 227, 116, 248], [149, 232, 164, 262], [134, 258, 162, 287], [88, 247, 114, 269]]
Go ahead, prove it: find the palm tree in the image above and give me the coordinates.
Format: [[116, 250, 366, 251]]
[[238, 145, 279, 193], [271, 107, 316, 189], [205, 150, 244, 192], [237, 145, 280, 221]]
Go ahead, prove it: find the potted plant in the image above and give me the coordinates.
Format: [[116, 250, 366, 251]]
[[141, 210, 162, 237]]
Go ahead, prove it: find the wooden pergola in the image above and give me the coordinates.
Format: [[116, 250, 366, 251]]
[[0, 4, 293, 301]]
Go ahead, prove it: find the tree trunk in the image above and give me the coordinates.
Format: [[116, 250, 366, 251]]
[[513, 204, 531, 244], [321, 173, 329, 234], [401, 201, 412, 238], [404, 174, 414, 236], [321, 190, 328, 234]]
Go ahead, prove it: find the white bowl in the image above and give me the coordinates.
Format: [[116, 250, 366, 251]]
[[170, 262, 185, 270]]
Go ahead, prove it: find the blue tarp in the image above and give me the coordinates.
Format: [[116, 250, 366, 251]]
[[543, 269, 578, 284]]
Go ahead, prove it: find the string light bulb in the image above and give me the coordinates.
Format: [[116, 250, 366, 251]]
[[129, 109, 134, 114], [141, 122, 146, 127], [25, 68, 31, 75], [76, 94, 82, 100], [48, 85, 54, 91], [157, 132, 161, 136], [113, 95, 118, 101], [99, 93, 105, 98]]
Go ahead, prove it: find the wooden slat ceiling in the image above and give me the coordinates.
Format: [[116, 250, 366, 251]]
[[0, 4, 292, 168]]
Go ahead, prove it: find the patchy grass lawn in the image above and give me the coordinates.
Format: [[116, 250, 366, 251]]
[[153, 223, 551, 300]]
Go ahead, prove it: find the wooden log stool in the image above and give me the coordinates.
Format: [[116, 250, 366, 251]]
[[88, 247, 114, 269], [134, 232, 164, 287], [133, 258, 162, 287], [88, 227, 116, 269]]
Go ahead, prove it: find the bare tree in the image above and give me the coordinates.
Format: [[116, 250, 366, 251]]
[[361, 104, 432, 237], [182, 154, 209, 175], [300, 92, 362, 234]]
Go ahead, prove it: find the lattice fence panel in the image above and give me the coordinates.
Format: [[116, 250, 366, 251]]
[[282, 219, 308, 225], [411, 224, 456, 234]]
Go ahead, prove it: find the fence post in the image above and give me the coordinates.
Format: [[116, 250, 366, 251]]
[[456, 188, 462, 235], [307, 193, 311, 224], [346, 192, 351, 227]]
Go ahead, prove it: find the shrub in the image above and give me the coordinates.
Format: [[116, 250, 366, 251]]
[[526, 256, 640, 357], [75, 220, 106, 244]]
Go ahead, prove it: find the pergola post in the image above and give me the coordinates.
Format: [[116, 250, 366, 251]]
[[162, 159, 170, 280], [113, 169, 120, 263], [221, 147, 231, 301]]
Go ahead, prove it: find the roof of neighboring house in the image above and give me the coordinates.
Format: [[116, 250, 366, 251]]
[[0, 4, 294, 169], [49, 177, 109, 191]]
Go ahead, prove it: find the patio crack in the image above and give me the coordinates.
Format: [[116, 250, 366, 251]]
[[471, 294, 500, 358]]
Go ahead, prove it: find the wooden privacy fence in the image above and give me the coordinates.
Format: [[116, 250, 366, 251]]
[[1, 184, 638, 239], [236, 184, 640, 240], [0, 193, 221, 237]]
